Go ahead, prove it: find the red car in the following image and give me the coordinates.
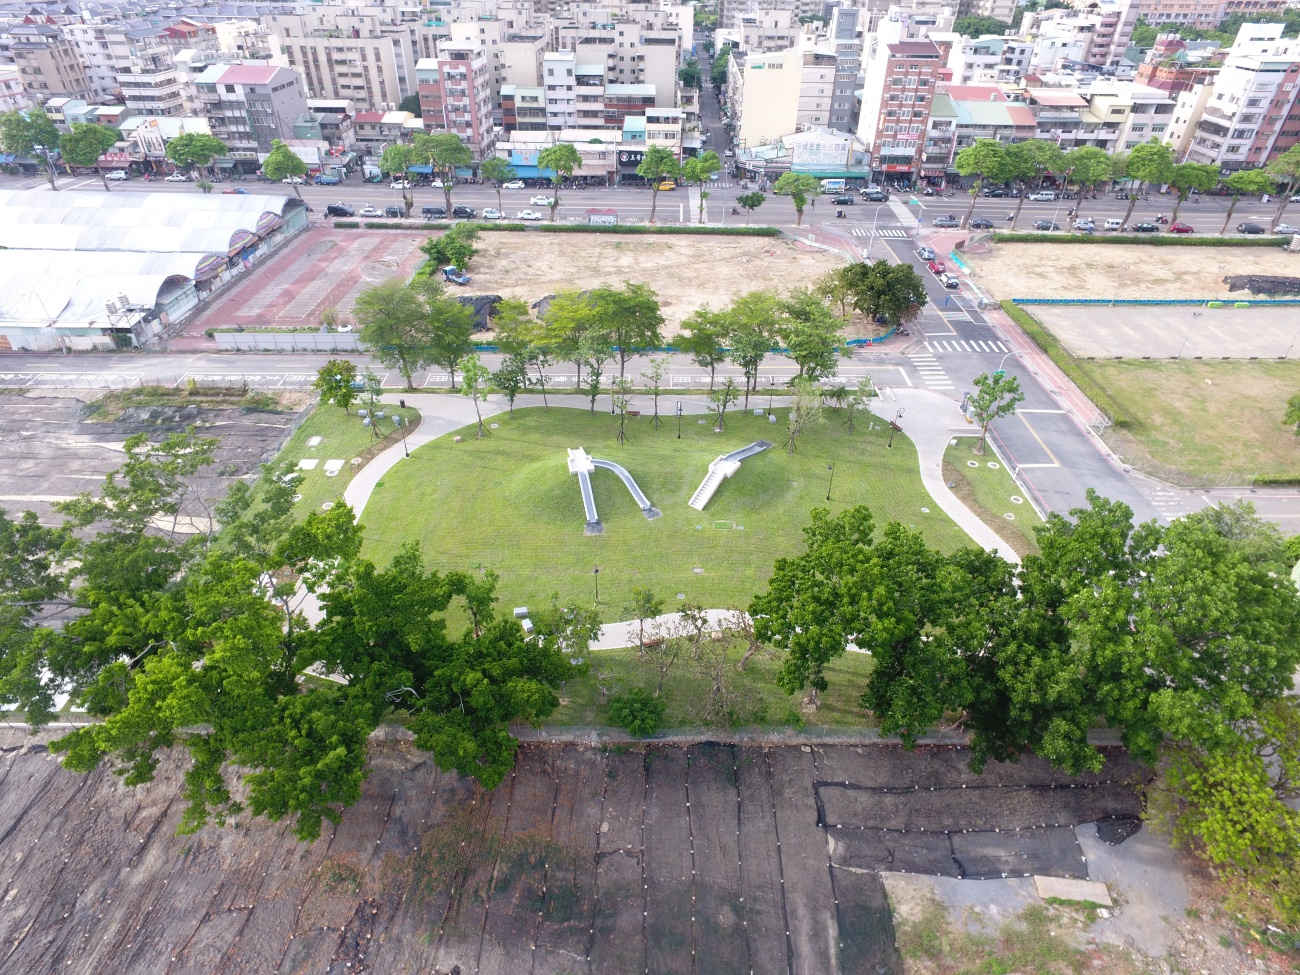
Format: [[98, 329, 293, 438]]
[[927, 259, 948, 274], [1168, 221, 1194, 234]]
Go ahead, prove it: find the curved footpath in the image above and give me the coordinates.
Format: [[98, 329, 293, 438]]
[[343, 390, 1020, 647]]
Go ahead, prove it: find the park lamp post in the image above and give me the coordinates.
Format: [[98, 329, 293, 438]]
[[768, 376, 777, 413], [863, 202, 892, 261], [825, 462, 834, 501], [593, 564, 600, 604], [676, 400, 683, 439], [395, 397, 410, 458], [1176, 310, 1203, 360], [887, 407, 906, 449]]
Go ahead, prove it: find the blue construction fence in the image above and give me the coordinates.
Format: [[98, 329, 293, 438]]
[[1013, 297, 1300, 307]]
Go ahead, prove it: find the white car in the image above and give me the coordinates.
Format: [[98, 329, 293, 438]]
[[1290, 194, 1300, 203], [282, 176, 305, 184], [483, 207, 503, 219], [1274, 223, 1300, 235], [164, 172, 189, 182], [432, 178, 446, 188], [104, 170, 129, 181], [530, 195, 555, 207], [503, 180, 525, 190], [359, 205, 382, 217], [516, 209, 543, 221], [391, 179, 412, 189], [709, 171, 720, 181]]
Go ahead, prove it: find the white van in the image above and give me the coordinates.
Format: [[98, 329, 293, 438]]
[[1104, 218, 1123, 231], [1027, 190, 1057, 201], [820, 178, 846, 192]]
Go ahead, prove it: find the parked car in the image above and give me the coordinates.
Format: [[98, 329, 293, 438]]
[[517, 209, 543, 221], [391, 179, 412, 189], [916, 245, 937, 261], [1168, 221, 1195, 234], [709, 171, 720, 181], [1237, 222, 1266, 234], [656, 180, 676, 191], [282, 176, 305, 184], [1132, 222, 1159, 233], [432, 178, 445, 188], [530, 195, 555, 206], [939, 273, 961, 290], [422, 205, 448, 219], [483, 207, 503, 220], [503, 180, 526, 189], [1032, 220, 1061, 231], [969, 217, 995, 229], [1026, 190, 1057, 201], [360, 206, 383, 218], [1274, 223, 1300, 235], [831, 194, 854, 205], [1073, 218, 1095, 232], [862, 190, 889, 202], [1104, 218, 1124, 231], [384, 206, 402, 218], [442, 266, 471, 286], [325, 203, 355, 217], [452, 205, 477, 218], [984, 188, 1008, 197], [1290, 194, 1300, 203], [164, 172, 189, 182], [927, 259, 947, 274], [105, 170, 129, 181], [221, 187, 249, 195], [933, 215, 961, 228]]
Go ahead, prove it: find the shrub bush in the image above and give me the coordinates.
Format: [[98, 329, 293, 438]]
[[535, 224, 780, 236], [992, 232, 1287, 247], [1000, 300, 1131, 428], [607, 687, 667, 737]]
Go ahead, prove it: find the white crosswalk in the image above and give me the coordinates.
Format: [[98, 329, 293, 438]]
[[926, 339, 1009, 354], [1147, 487, 1192, 522], [908, 353, 954, 390], [848, 228, 910, 238]]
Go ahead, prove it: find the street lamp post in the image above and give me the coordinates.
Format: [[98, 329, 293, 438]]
[[994, 350, 1015, 375], [676, 400, 683, 439], [1176, 310, 1203, 359], [767, 376, 777, 413], [593, 565, 600, 604], [887, 407, 906, 448], [825, 462, 834, 501], [863, 202, 891, 261], [397, 397, 410, 457]]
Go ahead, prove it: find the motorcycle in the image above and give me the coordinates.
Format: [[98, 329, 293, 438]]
[[730, 207, 740, 215], [835, 209, 846, 218]]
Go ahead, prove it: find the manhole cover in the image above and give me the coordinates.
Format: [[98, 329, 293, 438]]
[[1010, 496, 1024, 504], [321, 501, 334, 510], [986, 462, 1001, 469], [920, 506, 929, 513], [1004, 512, 1015, 520]]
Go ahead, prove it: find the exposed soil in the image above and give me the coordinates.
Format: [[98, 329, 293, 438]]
[[963, 242, 1300, 301], [0, 732, 1148, 975]]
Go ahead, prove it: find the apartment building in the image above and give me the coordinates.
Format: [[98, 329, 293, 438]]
[[415, 43, 496, 160], [194, 63, 307, 166], [0, 66, 31, 113], [1135, 56, 1220, 95], [544, 49, 577, 128], [922, 84, 1036, 180], [1127, 0, 1287, 30], [715, 9, 801, 55], [63, 23, 122, 103], [9, 24, 92, 102], [732, 43, 839, 147], [501, 84, 547, 129], [1165, 81, 1215, 157], [113, 28, 189, 118], [279, 33, 408, 111], [827, 5, 865, 133], [963, 0, 1016, 23], [863, 40, 944, 179], [502, 33, 547, 87], [1185, 23, 1300, 170], [553, 22, 680, 106], [947, 35, 1033, 85]]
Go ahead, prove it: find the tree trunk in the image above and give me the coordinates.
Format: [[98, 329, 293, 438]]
[[1121, 186, 1141, 230], [442, 180, 453, 216], [473, 397, 483, 438], [495, 187, 502, 212], [449, 364, 458, 391], [535, 365, 549, 407], [1170, 194, 1185, 225], [1010, 183, 1027, 229], [805, 685, 819, 710], [795, 205, 804, 227], [99, 171, 111, 192], [44, 156, 58, 191], [963, 178, 981, 228], [1270, 183, 1295, 230], [649, 187, 659, 224], [1073, 185, 1086, 224], [709, 364, 716, 391], [1220, 194, 1240, 235], [293, 183, 303, 202]]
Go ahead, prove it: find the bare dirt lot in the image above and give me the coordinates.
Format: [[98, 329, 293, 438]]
[[466, 232, 845, 332], [964, 242, 1300, 301], [0, 731, 1149, 975]]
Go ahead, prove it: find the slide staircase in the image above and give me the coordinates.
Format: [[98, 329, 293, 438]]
[[688, 440, 773, 511]]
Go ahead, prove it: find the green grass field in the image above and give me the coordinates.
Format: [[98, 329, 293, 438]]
[[943, 439, 1044, 557], [359, 404, 972, 613]]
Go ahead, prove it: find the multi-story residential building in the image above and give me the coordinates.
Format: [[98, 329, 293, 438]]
[[119, 115, 213, 167], [1185, 23, 1300, 171], [827, 5, 865, 133], [352, 109, 418, 147], [947, 35, 1033, 85], [194, 63, 308, 168], [1127, 0, 1286, 31], [1135, 54, 1221, 95], [1087, 80, 1177, 148], [450, 19, 508, 118], [63, 24, 122, 103], [544, 50, 577, 128], [1165, 81, 1216, 157], [278, 33, 408, 111], [9, 24, 92, 102], [0, 65, 31, 113], [502, 33, 547, 87], [501, 84, 548, 130], [732, 42, 839, 148], [963, 0, 1017, 24], [922, 84, 1037, 181], [719, 0, 826, 32], [301, 99, 357, 147], [715, 9, 801, 55], [113, 29, 189, 118], [862, 40, 944, 180], [553, 22, 681, 105], [415, 44, 495, 161]]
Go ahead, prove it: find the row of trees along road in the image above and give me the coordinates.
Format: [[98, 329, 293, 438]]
[[951, 137, 1300, 233], [751, 496, 1300, 925]]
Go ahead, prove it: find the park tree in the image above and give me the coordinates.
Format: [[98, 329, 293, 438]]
[[0, 108, 63, 190], [637, 145, 682, 223], [492, 299, 551, 407], [783, 377, 823, 455], [953, 139, 1010, 227], [640, 355, 669, 427], [355, 280, 431, 389], [1265, 144, 1300, 230], [593, 281, 665, 378], [709, 377, 739, 431], [313, 358, 359, 414], [773, 172, 820, 226], [612, 378, 635, 445], [624, 588, 665, 656], [538, 142, 582, 221], [0, 508, 69, 725], [608, 687, 666, 736], [579, 331, 613, 415], [460, 353, 490, 437], [711, 46, 731, 90], [420, 221, 480, 271], [839, 259, 928, 327], [777, 288, 849, 381], [678, 307, 729, 390], [492, 351, 530, 415], [1117, 140, 1174, 229], [1006, 139, 1065, 228], [1220, 167, 1275, 234], [1062, 145, 1113, 223], [1168, 162, 1219, 224], [417, 131, 473, 215], [260, 139, 308, 200], [413, 277, 477, 390], [479, 156, 517, 213], [841, 377, 873, 433], [968, 370, 1024, 454], [543, 289, 604, 388], [58, 122, 119, 191], [724, 290, 779, 406], [679, 58, 702, 90], [164, 132, 228, 177], [736, 190, 765, 224], [1285, 391, 1300, 434], [379, 143, 417, 214], [681, 150, 721, 223]]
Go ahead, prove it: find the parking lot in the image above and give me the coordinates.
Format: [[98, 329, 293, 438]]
[[1028, 303, 1300, 359]]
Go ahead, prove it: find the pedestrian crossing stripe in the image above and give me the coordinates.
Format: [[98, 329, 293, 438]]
[[925, 339, 1010, 353], [848, 228, 910, 238]]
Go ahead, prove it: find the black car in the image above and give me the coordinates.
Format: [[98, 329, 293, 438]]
[[422, 205, 448, 219], [1132, 222, 1158, 233], [1032, 220, 1061, 231], [325, 203, 355, 217], [969, 217, 994, 229], [1237, 222, 1266, 234], [831, 195, 854, 205], [383, 206, 402, 218], [862, 190, 889, 202], [984, 188, 1008, 197], [452, 205, 477, 218]]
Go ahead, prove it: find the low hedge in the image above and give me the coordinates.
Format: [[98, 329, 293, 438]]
[[992, 232, 1288, 247], [999, 300, 1131, 429], [534, 223, 780, 236], [1251, 474, 1300, 486]]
